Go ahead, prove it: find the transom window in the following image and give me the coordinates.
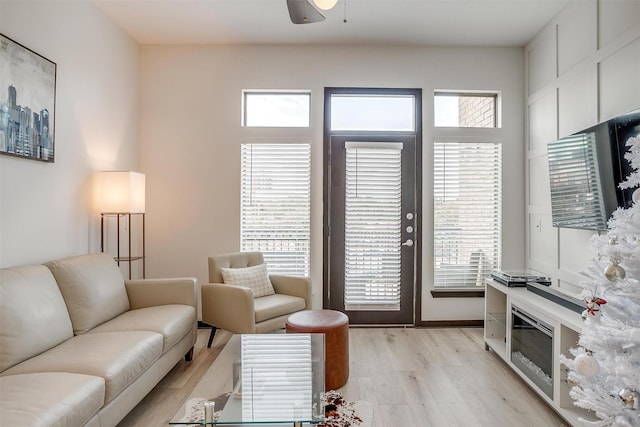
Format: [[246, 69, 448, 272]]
[[434, 92, 498, 128], [242, 91, 310, 127], [330, 94, 415, 131]]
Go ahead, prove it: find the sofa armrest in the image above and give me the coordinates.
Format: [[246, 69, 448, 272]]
[[270, 275, 312, 309], [125, 277, 197, 310], [201, 283, 256, 334]]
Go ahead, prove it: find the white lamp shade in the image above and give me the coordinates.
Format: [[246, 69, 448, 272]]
[[312, 0, 337, 10], [96, 171, 145, 213]]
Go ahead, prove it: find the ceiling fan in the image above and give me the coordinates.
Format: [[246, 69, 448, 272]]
[[286, 0, 338, 24]]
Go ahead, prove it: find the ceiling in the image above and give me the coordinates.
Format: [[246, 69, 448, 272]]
[[93, 0, 570, 47]]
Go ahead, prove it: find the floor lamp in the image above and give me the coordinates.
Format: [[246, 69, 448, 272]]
[[96, 171, 146, 279]]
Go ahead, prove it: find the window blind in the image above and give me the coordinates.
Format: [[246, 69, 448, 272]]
[[433, 142, 502, 288], [240, 334, 313, 421], [241, 144, 311, 276], [344, 142, 402, 310]]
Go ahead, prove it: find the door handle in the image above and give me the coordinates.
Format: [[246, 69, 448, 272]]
[[402, 239, 414, 247]]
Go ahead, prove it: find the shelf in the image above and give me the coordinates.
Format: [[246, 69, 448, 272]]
[[487, 312, 506, 326], [559, 367, 578, 394], [115, 256, 144, 262], [484, 284, 508, 357], [559, 405, 598, 425], [101, 213, 145, 279], [485, 312, 507, 341], [484, 337, 507, 356]]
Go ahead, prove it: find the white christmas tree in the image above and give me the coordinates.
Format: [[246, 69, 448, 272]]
[[561, 134, 640, 426]]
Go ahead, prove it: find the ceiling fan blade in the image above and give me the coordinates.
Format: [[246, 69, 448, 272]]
[[286, 0, 325, 24]]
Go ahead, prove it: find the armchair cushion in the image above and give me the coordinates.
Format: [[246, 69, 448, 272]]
[[253, 294, 306, 323], [220, 263, 275, 298]]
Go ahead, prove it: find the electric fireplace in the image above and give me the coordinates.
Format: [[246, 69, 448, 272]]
[[510, 305, 554, 399]]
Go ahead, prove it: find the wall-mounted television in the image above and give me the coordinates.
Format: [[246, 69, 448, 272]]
[[547, 108, 640, 231]]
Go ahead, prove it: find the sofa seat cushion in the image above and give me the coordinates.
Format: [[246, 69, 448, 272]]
[[0, 265, 74, 372], [0, 372, 104, 427], [254, 294, 306, 323], [87, 304, 196, 353], [1, 331, 162, 403]]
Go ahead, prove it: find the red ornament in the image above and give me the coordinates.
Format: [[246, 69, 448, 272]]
[[584, 296, 607, 316]]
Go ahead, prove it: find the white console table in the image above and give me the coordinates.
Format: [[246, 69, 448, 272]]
[[484, 279, 597, 426]]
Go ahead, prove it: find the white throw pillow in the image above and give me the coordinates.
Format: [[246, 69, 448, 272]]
[[220, 263, 275, 298]]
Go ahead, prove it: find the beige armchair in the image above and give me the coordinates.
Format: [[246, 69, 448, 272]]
[[201, 252, 311, 347]]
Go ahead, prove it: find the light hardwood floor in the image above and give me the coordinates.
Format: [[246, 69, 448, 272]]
[[118, 327, 568, 427]]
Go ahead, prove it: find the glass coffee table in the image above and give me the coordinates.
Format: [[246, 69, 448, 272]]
[[170, 333, 325, 426]]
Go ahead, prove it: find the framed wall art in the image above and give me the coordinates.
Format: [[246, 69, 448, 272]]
[[0, 33, 57, 162]]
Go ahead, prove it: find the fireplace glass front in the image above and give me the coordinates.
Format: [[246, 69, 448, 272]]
[[510, 305, 554, 399]]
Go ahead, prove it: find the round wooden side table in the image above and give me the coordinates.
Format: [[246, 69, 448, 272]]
[[285, 309, 350, 391]]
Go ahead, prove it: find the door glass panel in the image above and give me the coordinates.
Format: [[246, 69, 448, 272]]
[[330, 95, 415, 131], [344, 142, 402, 310]]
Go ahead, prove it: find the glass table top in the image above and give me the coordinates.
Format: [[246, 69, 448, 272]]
[[170, 333, 325, 426]]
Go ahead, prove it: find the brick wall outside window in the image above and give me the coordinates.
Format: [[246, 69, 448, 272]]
[[458, 97, 495, 128]]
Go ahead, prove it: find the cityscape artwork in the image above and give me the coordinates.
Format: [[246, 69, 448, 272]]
[[0, 34, 56, 162]]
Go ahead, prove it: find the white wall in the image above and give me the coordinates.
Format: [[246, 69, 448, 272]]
[[0, 2, 526, 322], [0, 1, 139, 268], [139, 45, 525, 321], [525, 0, 640, 295]]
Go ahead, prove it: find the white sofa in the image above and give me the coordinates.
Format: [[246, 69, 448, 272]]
[[0, 253, 197, 427]]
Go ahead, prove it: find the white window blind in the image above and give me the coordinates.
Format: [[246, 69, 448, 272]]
[[241, 144, 311, 276], [241, 334, 313, 421], [344, 142, 402, 310], [433, 142, 502, 288]]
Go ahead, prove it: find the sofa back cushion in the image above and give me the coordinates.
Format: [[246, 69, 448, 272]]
[[46, 253, 130, 335], [0, 265, 74, 372]]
